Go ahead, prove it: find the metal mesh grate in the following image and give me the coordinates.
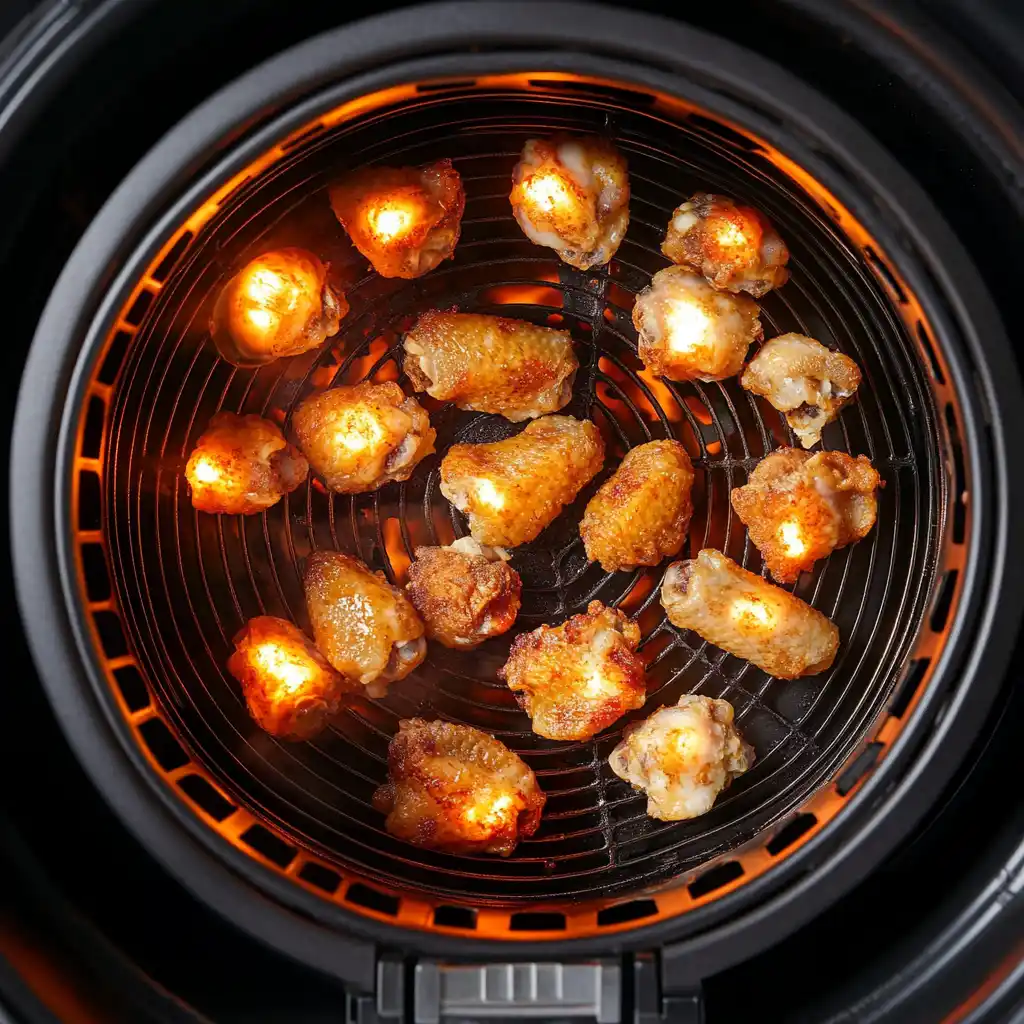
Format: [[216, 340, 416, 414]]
[[101, 84, 942, 905]]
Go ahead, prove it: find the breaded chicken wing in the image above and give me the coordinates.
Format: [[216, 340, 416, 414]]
[[303, 551, 426, 697], [185, 411, 308, 515], [661, 549, 839, 679], [372, 719, 545, 856], [328, 159, 464, 279], [440, 415, 604, 548], [731, 448, 881, 583], [609, 694, 754, 820], [227, 616, 351, 741], [403, 310, 577, 422], [580, 439, 695, 572], [292, 382, 435, 494], [662, 193, 790, 297], [633, 267, 762, 382], [741, 334, 861, 448], [510, 134, 629, 270], [500, 600, 646, 741], [406, 537, 522, 649]]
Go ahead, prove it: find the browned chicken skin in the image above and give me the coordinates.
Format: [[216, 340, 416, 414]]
[[184, 411, 308, 515], [373, 719, 546, 856], [731, 448, 881, 583], [403, 310, 578, 422], [500, 600, 647, 741], [580, 439, 695, 572]]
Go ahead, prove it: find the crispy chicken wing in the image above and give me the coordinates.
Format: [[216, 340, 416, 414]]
[[406, 537, 522, 649], [633, 267, 762, 381], [661, 549, 839, 679], [662, 193, 790, 297], [403, 310, 577, 422], [303, 551, 426, 697], [580, 439, 695, 572], [292, 382, 435, 494], [609, 694, 754, 820], [328, 159, 464, 279], [731, 448, 881, 583], [440, 415, 604, 548], [372, 719, 545, 856], [500, 600, 646, 741], [741, 334, 861, 448], [185, 411, 308, 515], [509, 134, 629, 270]]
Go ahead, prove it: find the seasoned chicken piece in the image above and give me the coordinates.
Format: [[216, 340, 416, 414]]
[[406, 537, 522, 649], [440, 415, 604, 548], [210, 247, 346, 367], [509, 134, 629, 270], [580, 439, 695, 572], [731, 448, 881, 583], [328, 159, 464, 279], [403, 310, 577, 422], [303, 551, 426, 697], [633, 267, 762, 382], [185, 412, 308, 515], [292, 382, 435, 494], [662, 193, 790, 297], [499, 600, 646, 741], [610, 694, 754, 820], [661, 549, 839, 679], [227, 616, 351, 741], [741, 334, 861, 448], [372, 719, 545, 856]]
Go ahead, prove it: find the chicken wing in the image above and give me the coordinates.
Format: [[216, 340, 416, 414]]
[[185, 411, 308, 515], [661, 549, 839, 679], [372, 718, 546, 856], [509, 134, 629, 270], [328, 159, 465, 279], [403, 310, 577, 422], [292, 382, 435, 494], [609, 694, 754, 820], [740, 334, 861, 448], [227, 616, 351, 741], [440, 415, 604, 548], [303, 551, 426, 697], [580, 439, 695, 572], [500, 600, 646, 741], [662, 193, 790, 297], [731, 448, 881, 583], [633, 267, 762, 382], [406, 537, 522, 649]]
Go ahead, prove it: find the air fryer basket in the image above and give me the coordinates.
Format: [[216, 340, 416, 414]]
[[13, 4, 1020, 976]]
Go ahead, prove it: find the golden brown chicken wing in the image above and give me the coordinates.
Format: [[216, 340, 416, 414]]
[[440, 415, 604, 548], [328, 159, 465, 279], [210, 248, 345, 367], [499, 600, 646, 741], [633, 267, 762, 382], [661, 193, 790, 297], [731, 448, 881, 583], [403, 310, 577, 422], [406, 537, 522, 649], [227, 616, 351, 741], [509, 134, 629, 270], [184, 411, 308, 515], [740, 334, 861, 448], [372, 719, 545, 856], [303, 551, 426, 697], [291, 382, 435, 494], [609, 694, 754, 820], [580, 439, 695, 572], [661, 549, 839, 679]]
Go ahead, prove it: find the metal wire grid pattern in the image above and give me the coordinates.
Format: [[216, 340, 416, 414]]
[[101, 89, 940, 903]]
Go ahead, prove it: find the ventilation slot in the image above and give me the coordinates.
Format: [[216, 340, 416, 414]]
[[240, 824, 296, 869], [416, 79, 477, 94], [345, 883, 399, 917], [97, 330, 132, 386], [298, 861, 342, 895], [597, 899, 659, 927], [864, 246, 907, 304], [433, 905, 477, 930], [509, 911, 567, 932], [930, 570, 958, 633], [527, 78, 656, 107], [688, 861, 744, 899], [151, 231, 194, 283], [766, 813, 817, 856], [281, 123, 327, 152], [915, 321, 945, 385], [80, 543, 111, 602], [138, 718, 189, 772], [177, 774, 236, 822], [78, 470, 102, 531], [124, 289, 153, 327], [80, 397, 105, 460], [836, 741, 885, 796], [945, 404, 967, 543], [93, 610, 127, 659], [113, 663, 150, 713], [890, 658, 930, 719]]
